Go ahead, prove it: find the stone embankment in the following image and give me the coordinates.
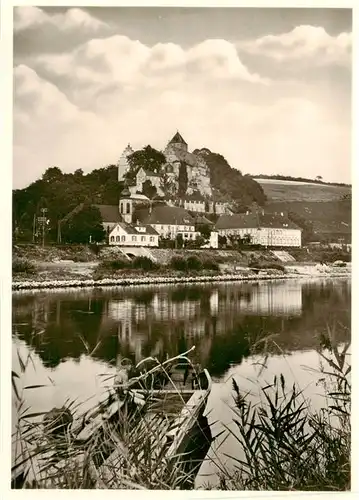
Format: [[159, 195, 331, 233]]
[[12, 267, 350, 291]]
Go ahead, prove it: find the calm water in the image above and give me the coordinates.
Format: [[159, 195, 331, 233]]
[[12, 278, 351, 487]]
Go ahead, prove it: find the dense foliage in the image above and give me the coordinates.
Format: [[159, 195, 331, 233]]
[[195, 150, 267, 209], [61, 205, 106, 244], [126, 145, 166, 183], [13, 166, 123, 243]]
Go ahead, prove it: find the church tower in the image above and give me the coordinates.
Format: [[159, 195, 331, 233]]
[[118, 144, 134, 182], [119, 185, 133, 224], [167, 131, 188, 152]]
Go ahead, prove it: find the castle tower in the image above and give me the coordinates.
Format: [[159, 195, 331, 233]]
[[119, 185, 133, 224], [167, 131, 188, 152], [118, 144, 134, 182]]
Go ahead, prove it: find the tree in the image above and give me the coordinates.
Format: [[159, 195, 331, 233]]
[[197, 223, 212, 240], [176, 233, 184, 249], [218, 235, 227, 247], [127, 145, 166, 176], [42, 167, 63, 183], [141, 180, 158, 199], [61, 205, 105, 244]]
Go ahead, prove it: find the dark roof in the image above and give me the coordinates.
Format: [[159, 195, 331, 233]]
[[93, 204, 121, 223], [215, 212, 301, 231], [111, 222, 159, 236], [133, 205, 195, 226], [169, 131, 187, 146], [120, 186, 131, 197], [194, 215, 214, 225]]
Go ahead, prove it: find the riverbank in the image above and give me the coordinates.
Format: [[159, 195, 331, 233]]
[[12, 267, 350, 290], [12, 244, 351, 290]]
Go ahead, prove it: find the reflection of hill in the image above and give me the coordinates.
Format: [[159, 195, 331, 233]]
[[13, 280, 350, 375]]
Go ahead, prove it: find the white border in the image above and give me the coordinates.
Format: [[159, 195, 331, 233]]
[[1, 1, 357, 499]]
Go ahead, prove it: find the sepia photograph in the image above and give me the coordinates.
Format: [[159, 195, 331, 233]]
[[10, 4, 351, 491]]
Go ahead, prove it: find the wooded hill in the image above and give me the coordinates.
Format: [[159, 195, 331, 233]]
[[13, 147, 267, 243]]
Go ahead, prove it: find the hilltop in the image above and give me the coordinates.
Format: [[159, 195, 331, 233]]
[[252, 178, 351, 243], [254, 177, 351, 203]]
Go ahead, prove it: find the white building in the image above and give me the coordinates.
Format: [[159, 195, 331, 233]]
[[109, 222, 159, 247], [215, 211, 302, 247], [118, 144, 134, 181], [133, 204, 200, 242]]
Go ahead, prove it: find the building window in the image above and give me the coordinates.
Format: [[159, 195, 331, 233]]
[[110, 236, 114, 242], [161, 225, 164, 230], [150, 236, 154, 242], [120, 203, 123, 214], [116, 236, 120, 242], [132, 235, 136, 242], [121, 235, 125, 242], [141, 236, 145, 242], [184, 233, 188, 238], [126, 202, 131, 214]]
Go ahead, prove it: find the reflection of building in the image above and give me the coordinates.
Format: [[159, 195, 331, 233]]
[[210, 290, 219, 316], [237, 282, 302, 316]]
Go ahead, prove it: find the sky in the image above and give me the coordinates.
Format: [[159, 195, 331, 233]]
[[13, 6, 352, 188]]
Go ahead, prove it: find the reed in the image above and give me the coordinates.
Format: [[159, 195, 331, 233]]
[[12, 347, 213, 489], [216, 326, 351, 491]]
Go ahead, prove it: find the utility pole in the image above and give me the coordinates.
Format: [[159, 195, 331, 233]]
[[32, 213, 36, 243], [40, 208, 48, 247]]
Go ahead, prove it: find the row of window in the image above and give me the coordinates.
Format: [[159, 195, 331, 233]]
[[110, 235, 156, 242], [156, 224, 195, 232]]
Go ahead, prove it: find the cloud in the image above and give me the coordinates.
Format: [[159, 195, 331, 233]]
[[14, 6, 109, 34], [29, 34, 270, 96], [13, 17, 351, 187], [239, 25, 352, 67], [13, 60, 351, 188]]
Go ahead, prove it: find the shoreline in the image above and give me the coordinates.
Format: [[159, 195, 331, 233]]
[[12, 270, 351, 291]]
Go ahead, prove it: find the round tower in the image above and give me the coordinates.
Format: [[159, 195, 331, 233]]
[[118, 144, 134, 182], [119, 185, 133, 224]]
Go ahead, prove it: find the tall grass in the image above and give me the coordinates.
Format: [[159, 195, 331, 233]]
[[12, 347, 213, 489], [216, 327, 351, 491]]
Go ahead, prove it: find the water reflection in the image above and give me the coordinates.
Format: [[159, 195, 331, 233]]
[[13, 279, 350, 378]]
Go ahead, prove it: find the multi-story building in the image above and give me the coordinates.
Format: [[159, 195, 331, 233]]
[[215, 211, 302, 247]]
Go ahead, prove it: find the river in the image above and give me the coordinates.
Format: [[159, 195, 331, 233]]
[[12, 277, 351, 487]]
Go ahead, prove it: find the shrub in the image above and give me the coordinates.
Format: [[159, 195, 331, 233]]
[[170, 256, 187, 271], [132, 256, 158, 271], [186, 255, 203, 271], [202, 259, 220, 272], [12, 258, 36, 274]]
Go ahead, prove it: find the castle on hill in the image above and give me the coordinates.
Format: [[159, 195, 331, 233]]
[[117, 131, 228, 214]]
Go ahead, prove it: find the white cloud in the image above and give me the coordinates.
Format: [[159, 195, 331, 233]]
[[13, 22, 351, 187], [239, 25, 352, 67], [14, 6, 109, 33], [30, 34, 269, 93]]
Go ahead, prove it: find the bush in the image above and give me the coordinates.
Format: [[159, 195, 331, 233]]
[[202, 259, 220, 272], [186, 255, 203, 271], [170, 256, 188, 271], [12, 258, 36, 274], [132, 256, 158, 271]]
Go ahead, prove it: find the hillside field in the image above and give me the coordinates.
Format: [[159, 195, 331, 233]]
[[254, 178, 351, 202]]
